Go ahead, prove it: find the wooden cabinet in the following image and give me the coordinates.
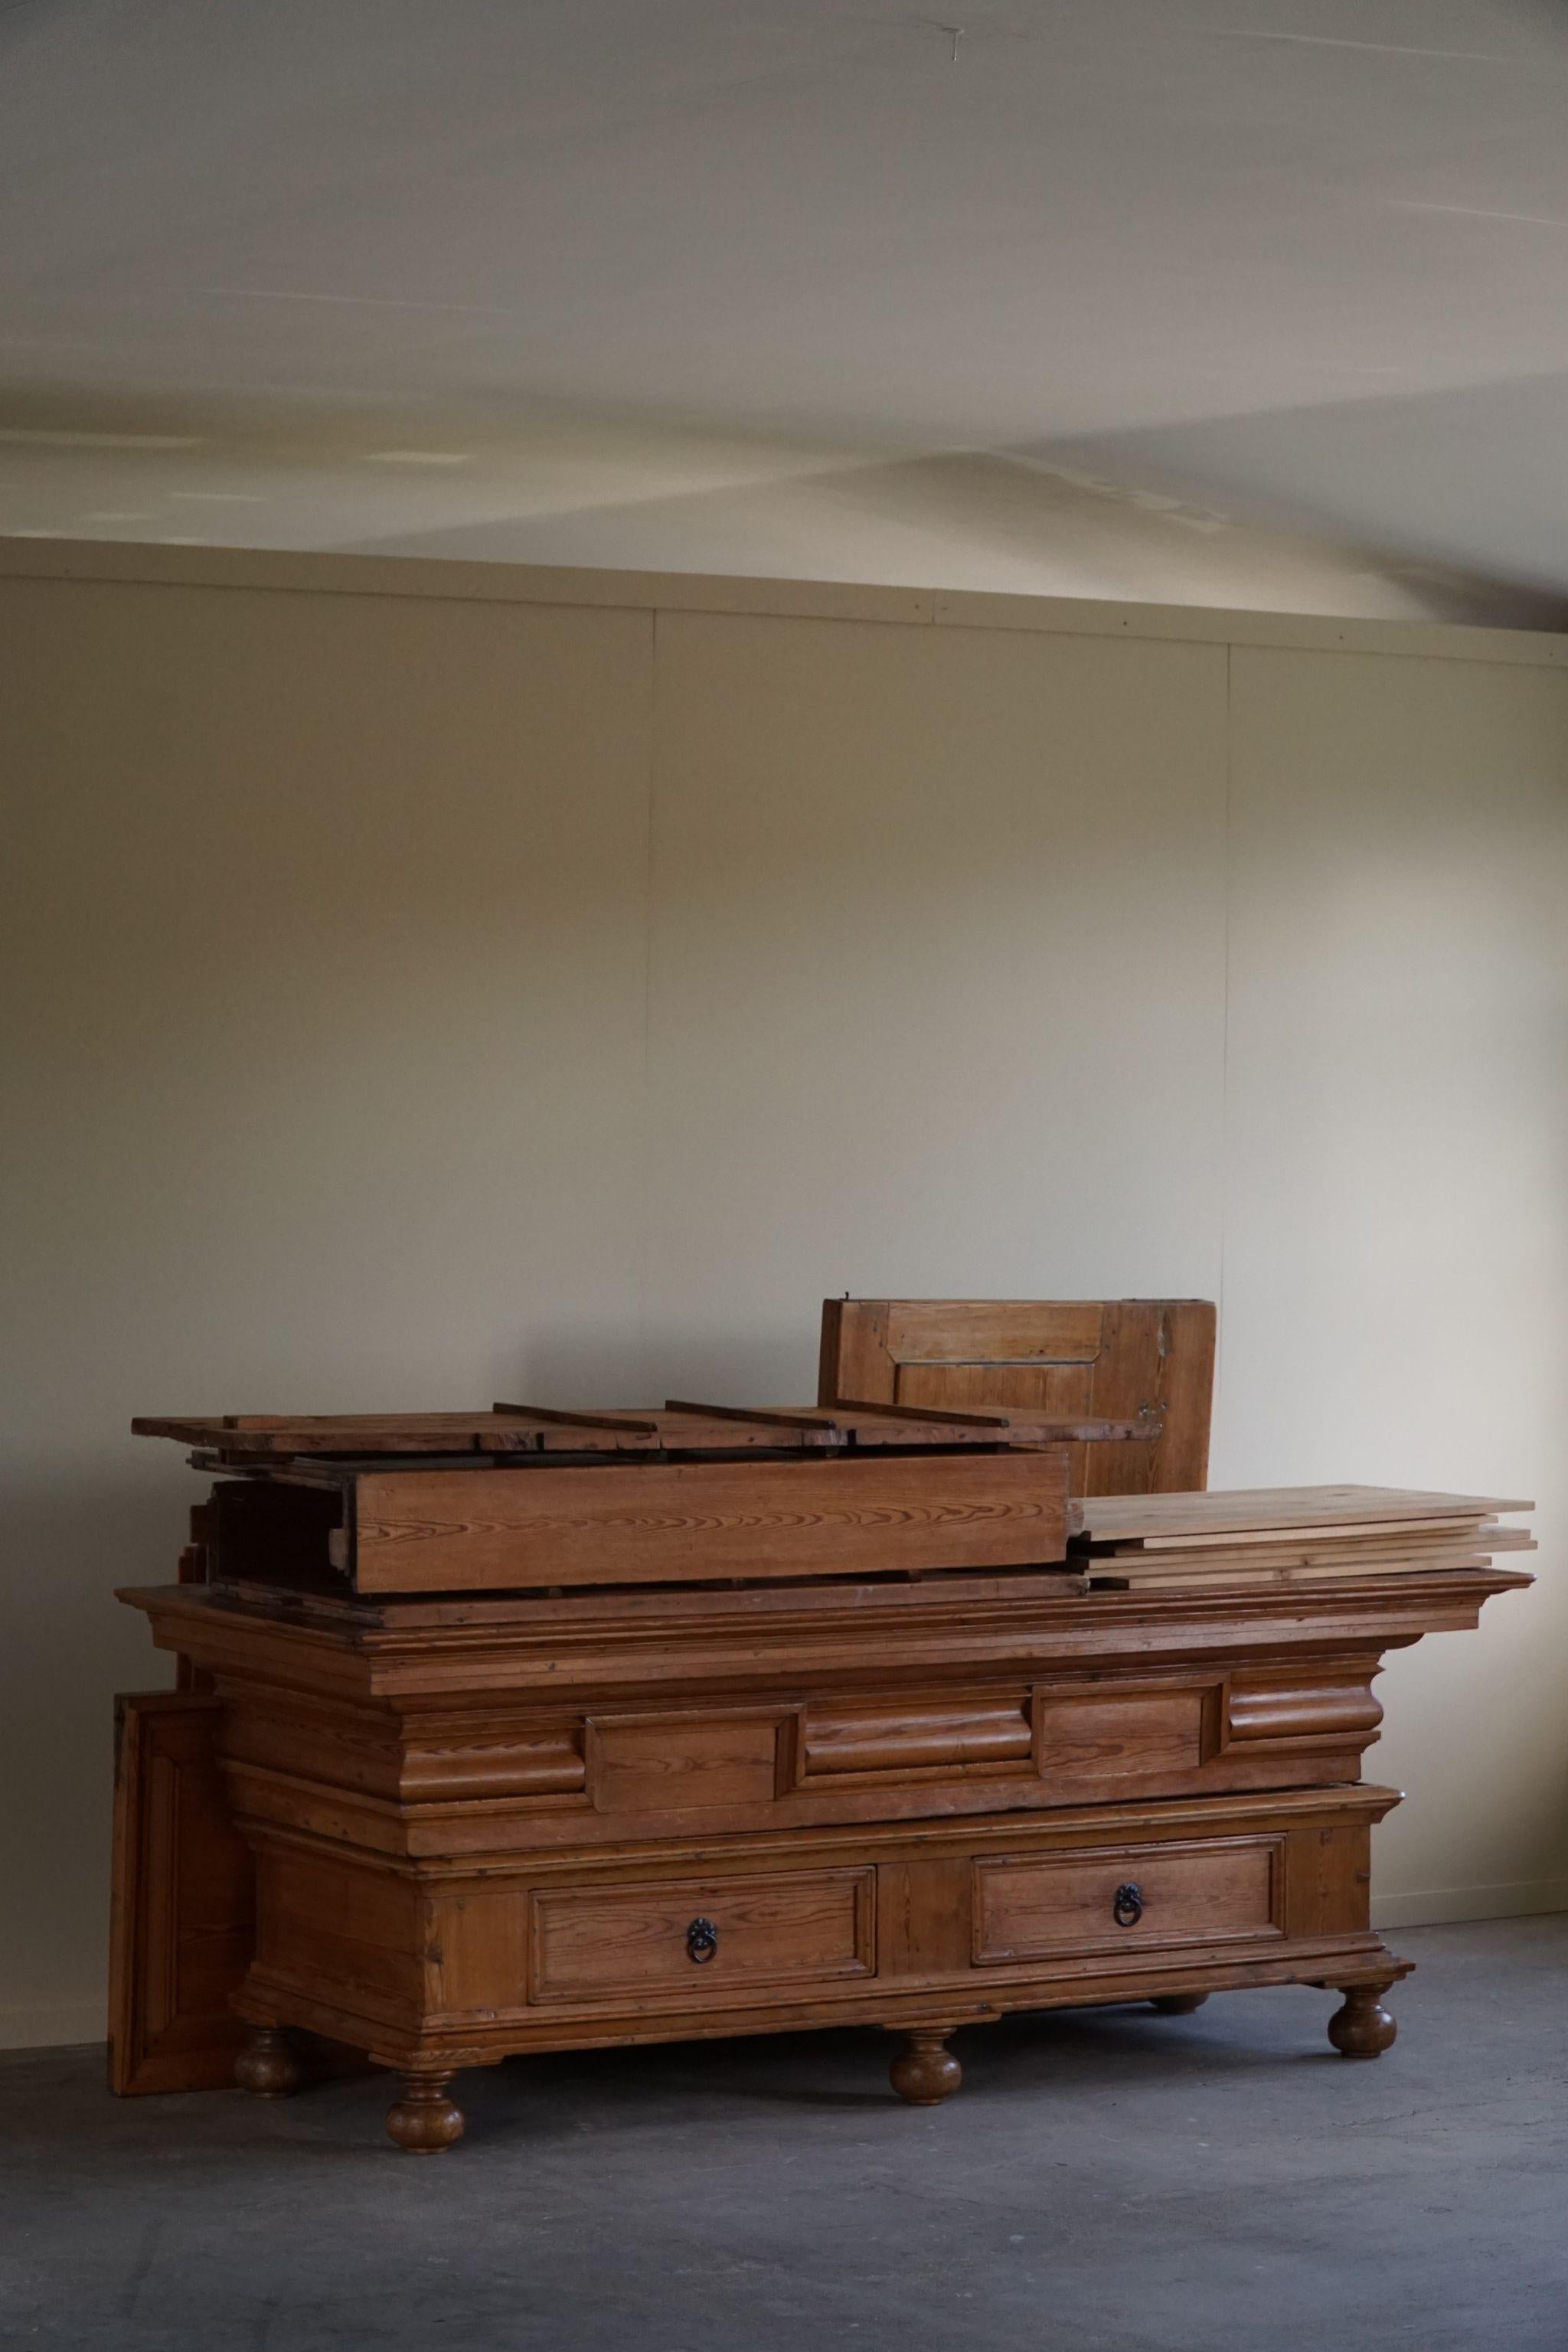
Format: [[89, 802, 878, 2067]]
[[116, 1377, 1531, 2151], [120, 1548, 1524, 2147]]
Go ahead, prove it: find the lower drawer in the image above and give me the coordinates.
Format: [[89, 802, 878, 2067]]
[[528, 1867, 875, 2004], [974, 1834, 1282, 1965]]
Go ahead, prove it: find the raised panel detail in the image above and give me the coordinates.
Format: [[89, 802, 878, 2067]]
[[400, 1725, 585, 1805], [1034, 1685, 1213, 1783], [589, 1713, 783, 1814], [529, 1869, 875, 2003], [973, 1837, 1281, 1965], [802, 1698, 1031, 1781]]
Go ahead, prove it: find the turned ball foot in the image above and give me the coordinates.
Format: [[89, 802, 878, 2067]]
[[386, 2073, 465, 2152], [1328, 1982, 1397, 2060], [888, 2028, 962, 2106], [1150, 1992, 1209, 2016], [235, 2027, 305, 2099]]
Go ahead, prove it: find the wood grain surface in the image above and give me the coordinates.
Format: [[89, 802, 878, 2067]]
[[351, 1449, 1070, 1593]]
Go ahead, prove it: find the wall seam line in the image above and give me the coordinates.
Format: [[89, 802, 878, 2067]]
[[639, 608, 659, 1396], [1219, 640, 1234, 1382]]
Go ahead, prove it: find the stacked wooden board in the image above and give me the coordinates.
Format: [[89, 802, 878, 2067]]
[[1071, 1485, 1534, 1590]]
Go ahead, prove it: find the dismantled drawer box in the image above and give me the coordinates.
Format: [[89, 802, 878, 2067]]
[[131, 1403, 1125, 1596]]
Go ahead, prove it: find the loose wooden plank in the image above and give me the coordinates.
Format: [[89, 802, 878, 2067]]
[[661, 1400, 845, 1440], [1083, 1536, 1536, 1580], [1125, 1515, 1497, 1551], [492, 1404, 662, 1436], [1073, 1485, 1534, 1544], [351, 1450, 1071, 1595], [133, 1413, 567, 1455]]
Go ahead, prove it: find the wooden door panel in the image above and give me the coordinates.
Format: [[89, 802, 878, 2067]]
[[821, 1298, 1216, 1495], [109, 1692, 253, 2094]]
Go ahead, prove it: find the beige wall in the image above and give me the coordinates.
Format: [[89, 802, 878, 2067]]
[[2, 543, 1565, 2046]]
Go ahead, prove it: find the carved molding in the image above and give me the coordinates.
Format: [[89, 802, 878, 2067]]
[[802, 1698, 1031, 1781], [1226, 1661, 1383, 1747]]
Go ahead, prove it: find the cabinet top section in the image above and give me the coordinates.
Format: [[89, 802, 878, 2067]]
[[132, 1400, 1156, 1467]]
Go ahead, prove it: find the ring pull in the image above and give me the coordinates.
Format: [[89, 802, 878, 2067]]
[[686, 1916, 718, 1965], [1112, 1882, 1144, 1929]]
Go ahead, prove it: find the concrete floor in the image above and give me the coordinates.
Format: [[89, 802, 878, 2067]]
[[3, 1918, 1566, 2352]]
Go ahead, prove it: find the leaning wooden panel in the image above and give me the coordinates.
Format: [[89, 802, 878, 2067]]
[[108, 1691, 253, 2095], [818, 1298, 1217, 1494], [351, 1449, 1070, 1594]]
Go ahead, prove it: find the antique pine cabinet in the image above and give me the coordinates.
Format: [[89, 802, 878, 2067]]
[[114, 1303, 1532, 2151]]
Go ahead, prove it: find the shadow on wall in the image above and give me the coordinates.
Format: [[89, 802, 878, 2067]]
[[509, 1326, 828, 1410]]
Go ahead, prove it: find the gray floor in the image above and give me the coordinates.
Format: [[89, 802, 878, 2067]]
[[3, 1918, 1566, 2352]]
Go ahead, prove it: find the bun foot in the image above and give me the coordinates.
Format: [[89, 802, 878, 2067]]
[[1328, 1983, 1397, 2060], [1150, 1993, 1209, 2015], [235, 2027, 305, 2099], [387, 2073, 464, 2152], [889, 2028, 962, 2105]]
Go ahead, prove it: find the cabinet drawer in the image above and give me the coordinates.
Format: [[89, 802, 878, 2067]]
[[528, 1868, 875, 2004], [974, 1836, 1281, 1965]]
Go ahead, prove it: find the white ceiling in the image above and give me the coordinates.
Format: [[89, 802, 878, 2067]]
[[5, 0, 1568, 621]]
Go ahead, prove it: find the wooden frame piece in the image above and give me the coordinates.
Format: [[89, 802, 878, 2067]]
[[492, 1403, 662, 1436], [662, 1400, 845, 1439]]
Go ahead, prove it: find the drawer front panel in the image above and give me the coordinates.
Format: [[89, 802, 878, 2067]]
[[974, 1836, 1281, 1965], [528, 1867, 874, 2004]]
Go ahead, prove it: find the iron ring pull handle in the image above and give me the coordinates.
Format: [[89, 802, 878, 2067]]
[[1112, 1882, 1144, 1929], [686, 1916, 719, 1965]]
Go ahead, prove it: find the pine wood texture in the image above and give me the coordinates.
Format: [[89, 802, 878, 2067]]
[[351, 1449, 1071, 1595], [818, 1298, 1217, 1494]]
